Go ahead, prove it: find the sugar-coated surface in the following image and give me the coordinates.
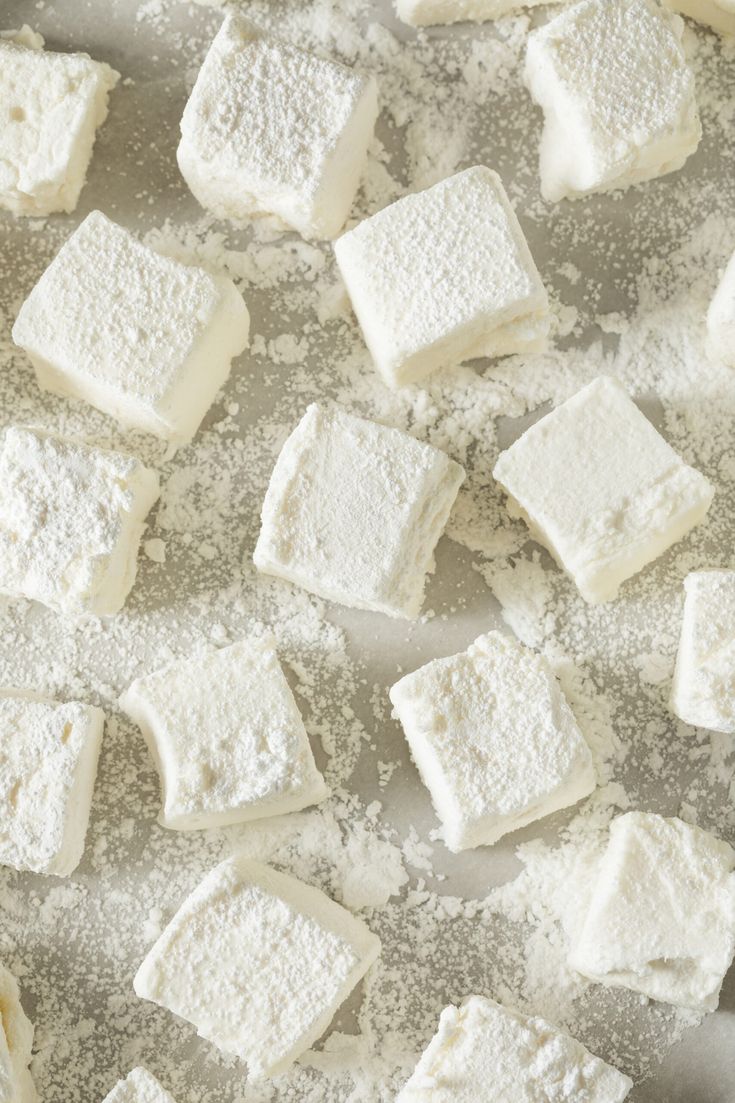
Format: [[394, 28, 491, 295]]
[[12, 211, 250, 446], [178, 14, 378, 240], [134, 857, 380, 1079], [101, 1067, 178, 1103], [389, 631, 595, 851], [396, 0, 548, 24], [0, 427, 159, 616], [670, 571, 735, 734], [524, 0, 701, 202], [396, 995, 632, 1102], [706, 250, 735, 366], [254, 403, 465, 618], [493, 376, 714, 604], [0, 964, 36, 1103], [120, 637, 328, 830], [334, 166, 550, 388], [662, 0, 735, 35], [570, 813, 735, 1011]]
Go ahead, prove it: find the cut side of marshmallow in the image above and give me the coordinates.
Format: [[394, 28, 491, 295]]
[[0, 963, 37, 1103], [706, 250, 735, 366], [671, 570, 735, 733]]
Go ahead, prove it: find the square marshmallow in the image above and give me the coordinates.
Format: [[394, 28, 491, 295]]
[[396, 0, 546, 25], [662, 0, 735, 35], [334, 166, 550, 389], [102, 1068, 177, 1103], [570, 812, 735, 1011], [120, 637, 328, 831], [0, 28, 118, 216], [524, 0, 701, 202], [177, 14, 378, 240], [254, 403, 464, 619], [396, 995, 632, 1103], [134, 856, 380, 1079], [0, 964, 37, 1103], [12, 211, 250, 447], [389, 631, 595, 852], [670, 570, 735, 734], [493, 376, 714, 604], [0, 426, 160, 617], [706, 250, 735, 366], [0, 691, 104, 877]]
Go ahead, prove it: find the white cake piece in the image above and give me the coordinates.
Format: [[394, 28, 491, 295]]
[[334, 166, 550, 389], [134, 856, 380, 1078], [706, 250, 735, 365], [570, 812, 735, 1011], [0, 29, 118, 216], [670, 570, 735, 733], [12, 211, 250, 447], [396, 0, 547, 25], [524, 0, 701, 202], [254, 403, 464, 618], [493, 376, 713, 604], [663, 0, 735, 35], [397, 995, 632, 1102], [177, 14, 378, 240], [389, 631, 595, 852], [0, 964, 37, 1103], [101, 1067, 178, 1103], [0, 426, 159, 617], [120, 637, 328, 831]]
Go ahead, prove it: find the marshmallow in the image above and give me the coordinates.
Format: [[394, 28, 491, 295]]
[[670, 570, 735, 733], [134, 857, 380, 1078], [706, 250, 735, 366], [254, 403, 464, 618], [12, 211, 250, 447], [177, 14, 378, 240], [396, 0, 546, 25], [334, 166, 550, 389], [0, 29, 118, 216], [493, 376, 713, 604], [397, 995, 632, 1103], [0, 964, 37, 1103], [570, 812, 735, 1011], [120, 637, 328, 831], [0, 426, 159, 617], [524, 0, 701, 202], [662, 0, 735, 35], [101, 1068, 178, 1103], [389, 631, 595, 851]]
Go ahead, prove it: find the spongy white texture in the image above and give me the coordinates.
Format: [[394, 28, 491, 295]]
[[101, 1067, 178, 1103], [396, 0, 548, 26], [662, 0, 735, 35], [0, 963, 37, 1103], [670, 570, 735, 733], [706, 249, 735, 366]]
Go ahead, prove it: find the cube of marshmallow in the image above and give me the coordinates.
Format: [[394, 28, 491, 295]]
[[396, 995, 632, 1103], [12, 211, 250, 447], [706, 250, 735, 366], [0, 28, 118, 216], [493, 376, 713, 603], [670, 570, 735, 733], [395, 0, 546, 26], [524, 0, 701, 202], [0, 963, 37, 1103], [0, 426, 159, 617], [0, 691, 104, 877], [120, 637, 328, 831], [570, 812, 735, 1011], [662, 0, 735, 36], [102, 1068, 178, 1103], [177, 14, 378, 240], [134, 856, 380, 1078], [334, 166, 550, 389], [254, 403, 464, 618], [389, 631, 595, 851]]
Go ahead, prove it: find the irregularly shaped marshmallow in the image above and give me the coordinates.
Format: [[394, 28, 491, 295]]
[[334, 166, 550, 389], [389, 632, 595, 851], [397, 995, 632, 1103], [12, 211, 250, 447], [524, 0, 701, 202], [120, 637, 328, 831], [134, 856, 380, 1078], [396, 0, 546, 25], [0, 426, 159, 617], [663, 0, 735, 35], [570, 812, 735, 1011], [0, 964, 37, 1103], [254, 403, 464, 618], [101, 1067, 178, 1103], [493, 376, 713, 604], [0, 29, 118, 216], [706, 250, 735, 366], [177, 14, 378, 240], [670, 570, 735, 733]]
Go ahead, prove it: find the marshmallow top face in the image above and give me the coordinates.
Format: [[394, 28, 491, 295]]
[[254, 403, 464, 619], [12, 211, 250, 446], [397, 995, 632, 1103], [0, 426, 160, 617], [102, 1068, 178, 1103], [134, 857, 380, 1079], [120, 637, 328, 831], [177, 14, 378, 240], [396, 0, 548, 25], [707, 250, 735, 367], [0, 963, 37, 1103], [493, 376, 714, 604], [334, 166, 550, 389], [570, 812, 735, 1011], [389, 631, 595, 851], [671, 570, 735, 733], [524, 0, 701, 202], [0, 31, 118, 216]]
